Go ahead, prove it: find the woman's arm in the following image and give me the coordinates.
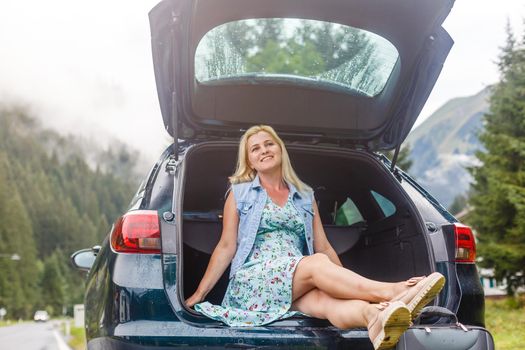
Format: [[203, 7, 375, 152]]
[[311, 200, 343, 266], [185, 191, 239, 307]]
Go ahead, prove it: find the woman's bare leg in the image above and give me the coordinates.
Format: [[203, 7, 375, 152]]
[[291, 288, 379, 329], [292, 253, 410, 302]]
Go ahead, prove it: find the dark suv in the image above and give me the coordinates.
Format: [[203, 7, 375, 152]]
[[72, 0, 491, 348]]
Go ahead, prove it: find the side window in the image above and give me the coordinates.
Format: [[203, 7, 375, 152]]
[[371, 191, 396, 218], [335, 198, 364, 226]]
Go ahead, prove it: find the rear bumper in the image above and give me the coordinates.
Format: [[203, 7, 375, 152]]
[[87, 321, 373, 349]]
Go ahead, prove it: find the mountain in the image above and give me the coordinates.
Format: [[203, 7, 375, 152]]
[[406, 87, 491, 208]]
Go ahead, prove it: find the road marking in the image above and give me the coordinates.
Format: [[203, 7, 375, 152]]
[[53, 330, 71, 350]]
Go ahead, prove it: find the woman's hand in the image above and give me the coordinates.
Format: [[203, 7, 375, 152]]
[[185, 291, 205, 308]]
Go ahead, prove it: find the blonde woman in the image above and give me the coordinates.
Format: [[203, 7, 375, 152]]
[[186, 125, 445, 350]]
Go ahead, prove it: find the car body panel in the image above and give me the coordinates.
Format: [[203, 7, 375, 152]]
[[149, 0, 454, 150]]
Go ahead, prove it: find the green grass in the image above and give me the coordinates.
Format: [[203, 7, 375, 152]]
[[0, 319, 26, 327], [485, 296, 525, 350], [68, 326, 86, 350]]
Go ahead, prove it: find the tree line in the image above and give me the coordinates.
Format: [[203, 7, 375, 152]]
[[0, 106, 138, 319], [466, 24, 525, 296]]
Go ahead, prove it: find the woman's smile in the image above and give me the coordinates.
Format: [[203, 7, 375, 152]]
[[247, 131, 282, 172]]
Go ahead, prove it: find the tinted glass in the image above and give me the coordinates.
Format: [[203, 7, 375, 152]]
[[335, 197, 364, 226], [195, 18, 399, 97], [371, 190, 396, 218]]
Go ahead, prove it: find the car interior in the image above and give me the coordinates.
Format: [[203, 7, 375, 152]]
[[180, 142, 432, 306]]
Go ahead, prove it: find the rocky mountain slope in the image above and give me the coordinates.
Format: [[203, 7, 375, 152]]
[[406, 87, 491, 208]]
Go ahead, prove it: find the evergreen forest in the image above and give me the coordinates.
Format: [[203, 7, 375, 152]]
[[0, 105, 140, 319], [468, 24, 525, 295]]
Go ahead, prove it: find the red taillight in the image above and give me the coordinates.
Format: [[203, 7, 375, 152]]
[[454, 223, 476, 263], [111, 210, 161, 254]]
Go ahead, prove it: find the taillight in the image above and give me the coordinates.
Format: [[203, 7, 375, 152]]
[[111, 210, 161, 254], [454, 223, 476, 263]]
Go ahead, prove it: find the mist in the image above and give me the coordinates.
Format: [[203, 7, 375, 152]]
[[0, 0, 523, 159]]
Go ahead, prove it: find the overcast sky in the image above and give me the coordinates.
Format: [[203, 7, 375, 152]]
[[0, 0, 524, 161]]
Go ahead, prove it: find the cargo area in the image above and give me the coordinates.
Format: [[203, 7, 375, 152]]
[[180, 142, 432, 307]]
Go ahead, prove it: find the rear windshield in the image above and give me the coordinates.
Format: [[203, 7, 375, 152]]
[[195, 18, 399, 97]]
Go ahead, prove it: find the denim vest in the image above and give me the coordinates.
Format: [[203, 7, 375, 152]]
[[229, 175, 315, 278]]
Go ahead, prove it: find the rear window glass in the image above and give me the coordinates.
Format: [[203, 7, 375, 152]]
[[335, 198, 364, 226], [371, 190, 396, 218], [195, 18, 399, 97]]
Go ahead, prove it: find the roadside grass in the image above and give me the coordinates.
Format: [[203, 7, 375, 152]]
[[484, 295, 525, 350], [0, 319, 27, 327], [68, 326, 86, 350], [58, 319, 85, 350]]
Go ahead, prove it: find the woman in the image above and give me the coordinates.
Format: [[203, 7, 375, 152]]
[[186, 125, 445, 350]]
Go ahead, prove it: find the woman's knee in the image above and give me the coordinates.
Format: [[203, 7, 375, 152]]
[[294, 254, 331, 291], [305, 253, 330, 268], [302, 253, 331, 278]]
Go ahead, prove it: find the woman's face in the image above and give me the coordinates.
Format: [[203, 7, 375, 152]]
[[246, 131, 282, 174]]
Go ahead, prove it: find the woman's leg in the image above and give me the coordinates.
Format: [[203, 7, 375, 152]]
[[292, 253, 409, 302], [294, 288, 412, 350], [291, 288, 378, 329]]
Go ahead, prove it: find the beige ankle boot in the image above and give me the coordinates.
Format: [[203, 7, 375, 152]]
[[391, 272, 446, 320], [367, 301, 411, 350]]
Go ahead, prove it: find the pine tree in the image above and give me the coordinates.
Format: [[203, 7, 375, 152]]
[[41, 251, 67, 316], [468, 23, 525, 295], [0, 153, 39, 319]]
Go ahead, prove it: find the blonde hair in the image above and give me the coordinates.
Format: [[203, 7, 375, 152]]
[[229, 125, 311, 194]]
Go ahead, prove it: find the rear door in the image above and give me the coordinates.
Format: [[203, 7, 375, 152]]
[[150, 0, 454, 150]]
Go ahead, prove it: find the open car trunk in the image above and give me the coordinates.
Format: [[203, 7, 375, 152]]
[[180, 142, 433, 314]]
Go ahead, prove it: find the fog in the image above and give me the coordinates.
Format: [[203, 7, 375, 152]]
[[0, 0, 165, 160], [0, 0, 523, 161]]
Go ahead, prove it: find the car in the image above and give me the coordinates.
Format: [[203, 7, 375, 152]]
[[71, 0, 494, 348], [33, 310, 49, 322]]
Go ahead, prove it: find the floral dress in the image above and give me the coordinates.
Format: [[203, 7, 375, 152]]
[[194, 194, 307, 326]]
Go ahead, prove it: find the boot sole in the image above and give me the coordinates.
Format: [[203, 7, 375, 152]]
[[407, 273, 446, 319], [372, 305, 411, 350]]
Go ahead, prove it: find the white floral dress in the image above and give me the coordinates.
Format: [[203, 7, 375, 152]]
[[194, 194, 307, 326]]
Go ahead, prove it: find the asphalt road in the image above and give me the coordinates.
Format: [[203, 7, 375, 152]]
[[0, 321, 71, 350]]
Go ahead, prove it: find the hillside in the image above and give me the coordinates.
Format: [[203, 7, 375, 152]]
[[406, 87, 490, 207], [0, 104, 140, 319]]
